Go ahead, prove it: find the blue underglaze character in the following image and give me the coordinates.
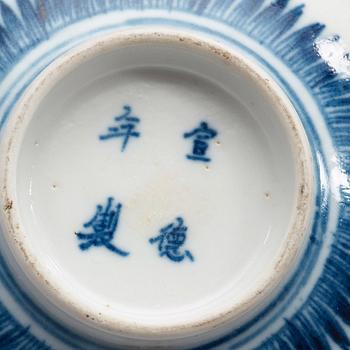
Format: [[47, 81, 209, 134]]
[[99, 105, 140, 152], [149, 217, 194, 263], [184, 121, 217, 162], [76, 197, 129, 256]]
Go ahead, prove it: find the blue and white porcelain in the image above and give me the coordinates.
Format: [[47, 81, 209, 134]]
[[0, 1, 349, 349]]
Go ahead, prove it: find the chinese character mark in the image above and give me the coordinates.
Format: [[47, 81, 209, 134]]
[[99, 105, 140, 152], [184, 121, 218, 162], [149, 217, 194, 263], [75, 197, 129, 257]]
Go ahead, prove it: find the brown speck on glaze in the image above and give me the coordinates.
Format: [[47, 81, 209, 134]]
[[4, 198, 13, 211]]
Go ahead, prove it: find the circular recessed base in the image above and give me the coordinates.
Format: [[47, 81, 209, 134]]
[[0, 30, 313, 347]]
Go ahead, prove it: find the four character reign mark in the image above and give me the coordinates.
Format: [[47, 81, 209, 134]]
[[76, 105, 220, 262]]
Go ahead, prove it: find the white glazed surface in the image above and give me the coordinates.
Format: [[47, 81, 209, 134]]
[[0, 0, 349, 348], [0, 32, 313, 346]]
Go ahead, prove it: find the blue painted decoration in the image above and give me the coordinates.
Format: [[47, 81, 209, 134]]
[[99, 105, 140, 152], [76, 197, 129, 257], [0, 299, 50, 350], [0, 0, 349, 349], [184, 121, 217, 162], [149, 217, 194, 263]]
